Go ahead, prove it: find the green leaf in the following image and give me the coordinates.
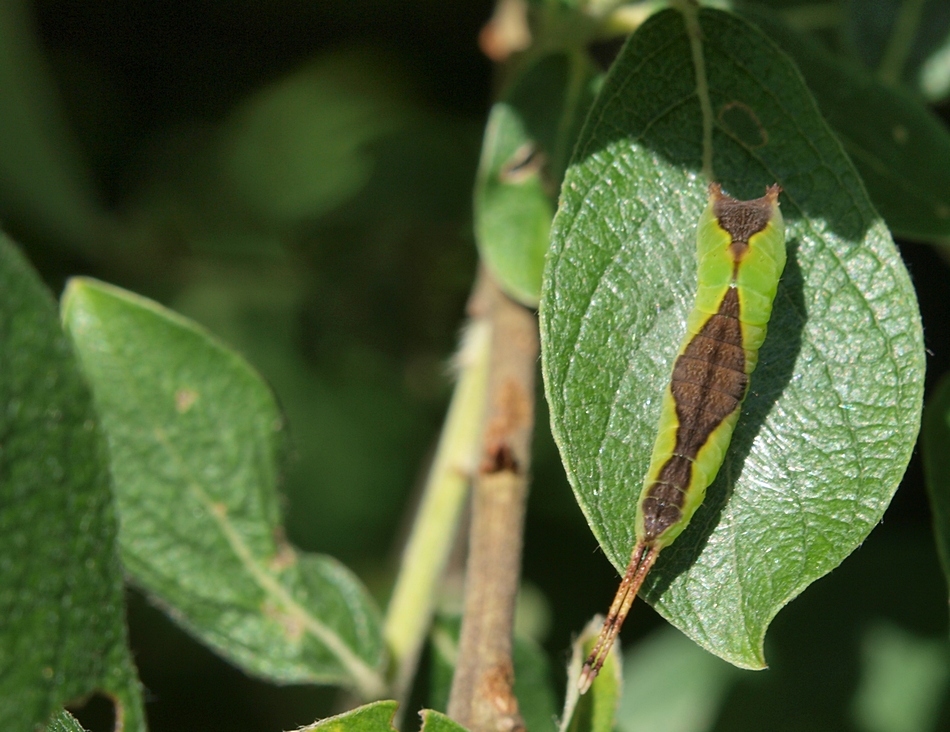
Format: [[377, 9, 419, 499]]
[[428, 617, 459, 712], [0, 237, 144, 731], [299, 700, 399, 732], [541, 7, 924, 669], [475, 51, 599, 306], [617, 627, 736, 732], [747, 9, 950, 244], [61, 278, 387, 699], [219, 49, 409, 227], [922, 371, 950, 601], [47, 710, 88, 732], [420, 709, 471, 732], [560, 617, 622, 732], [513, 634, 560, 732]]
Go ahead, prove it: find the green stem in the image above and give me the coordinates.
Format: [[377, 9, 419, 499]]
[[877, 0, 926, 87], [383, 314, 493, 704], [676, 0, 715, 182]]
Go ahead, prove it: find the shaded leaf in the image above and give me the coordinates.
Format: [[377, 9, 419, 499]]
[[851, 621, 950, 732], [0, 1, 110, 251], [748, 9, 950, 244], [475, 51, 599, 306], [61, 278, 386, 698], [219, 49, 410, 227], [513, 633, 560, 732], [300, 700, 398, 732], [429, 620, 456, 712], [541, 7, 924, 668], [843, 0, 950, 101], [560, 617, 622, 732], [0, 237, 144, 731], [617, 627, 736, 732], [922, 371, 950, 601]]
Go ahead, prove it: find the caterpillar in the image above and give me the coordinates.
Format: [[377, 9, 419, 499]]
[[579, 182, 785, 692]]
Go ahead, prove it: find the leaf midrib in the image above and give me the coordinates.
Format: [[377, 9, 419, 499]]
[[150, 426, 386, 699]]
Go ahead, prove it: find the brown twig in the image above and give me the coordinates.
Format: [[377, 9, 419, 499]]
[[447, 271, 538, 732]]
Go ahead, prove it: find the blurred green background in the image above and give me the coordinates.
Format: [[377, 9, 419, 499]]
[[5, 1, 950, 730]]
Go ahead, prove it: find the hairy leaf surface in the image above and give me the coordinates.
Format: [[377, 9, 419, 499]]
[[300, 700, 398, 732], [62, 279, 386, 698], [0, 238, 143, 731]]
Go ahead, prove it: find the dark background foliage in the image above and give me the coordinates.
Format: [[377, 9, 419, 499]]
[[5, 1, 950, 729]]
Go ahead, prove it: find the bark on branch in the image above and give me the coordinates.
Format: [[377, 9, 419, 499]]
[[447, 271, 538, 732]]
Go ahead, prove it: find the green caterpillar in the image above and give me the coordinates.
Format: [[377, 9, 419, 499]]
[[580, 183, 785, 692]]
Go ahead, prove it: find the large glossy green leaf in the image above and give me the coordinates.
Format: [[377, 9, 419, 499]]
[[922, 371, 950, 601], [541, 7, 924, 668], [747, 9, 950, 245], [0, 237, 144, 731], [475, 51, 599, 306], [61, 278, 387, 699]]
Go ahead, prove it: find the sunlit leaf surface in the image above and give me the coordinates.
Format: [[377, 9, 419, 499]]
[[542, 7, 924, 668]]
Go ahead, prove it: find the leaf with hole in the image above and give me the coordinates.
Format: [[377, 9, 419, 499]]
[[47, 710, 89, 732]]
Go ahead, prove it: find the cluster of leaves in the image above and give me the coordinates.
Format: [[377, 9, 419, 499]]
[[3, 0, 950, 731]]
